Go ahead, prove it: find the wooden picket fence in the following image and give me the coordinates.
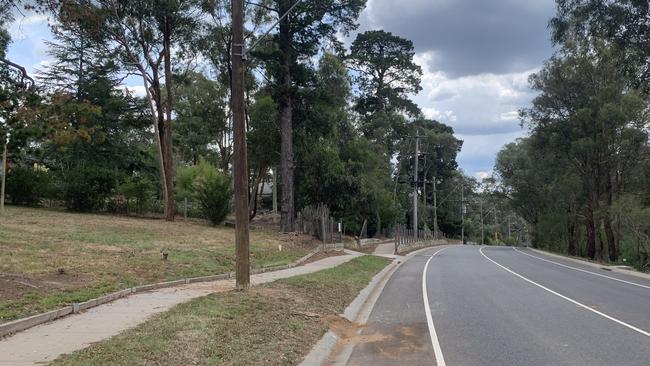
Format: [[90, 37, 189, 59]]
[[296, 204, 342, 246], [394, 223, 444, 254]]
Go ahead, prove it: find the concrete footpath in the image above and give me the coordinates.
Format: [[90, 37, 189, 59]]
[[372, 241, 396, 257], [0, 250, 362, 366]]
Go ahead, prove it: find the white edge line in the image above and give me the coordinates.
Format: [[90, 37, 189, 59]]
[[422, 247, 450, 366], [480, 247, 650, 338], [513, 247, 650, 290]]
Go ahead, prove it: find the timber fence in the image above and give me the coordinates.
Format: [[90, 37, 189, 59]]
[[394, 223, 447, 254], [296, 204, 343, 250]]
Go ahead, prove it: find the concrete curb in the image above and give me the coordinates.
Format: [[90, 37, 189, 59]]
[[299, 244, 457, 366], [0, 247, 327, 338], [528, 248, 650, 281], [298, 258, 401, 366]]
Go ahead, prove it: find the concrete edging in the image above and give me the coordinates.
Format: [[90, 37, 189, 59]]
[[528, 247, 650, 281], [0, 246, 328, 338]]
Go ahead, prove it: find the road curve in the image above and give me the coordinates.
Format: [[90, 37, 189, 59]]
[[346, 245, 650, 366]]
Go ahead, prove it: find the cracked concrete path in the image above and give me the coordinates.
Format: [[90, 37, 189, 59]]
[[0, 250, 362, 366]]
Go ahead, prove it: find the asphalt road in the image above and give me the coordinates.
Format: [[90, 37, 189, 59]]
[[346, 245, 650, 366]]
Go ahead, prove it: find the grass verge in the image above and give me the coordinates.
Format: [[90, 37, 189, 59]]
[[52, 255, 389, 366], [0, 206, 316, 323]]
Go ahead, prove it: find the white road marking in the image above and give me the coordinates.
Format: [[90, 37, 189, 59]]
[[422, 246, 450, 366], [513, 247, 650, 290], [480, 247, 650, 338]]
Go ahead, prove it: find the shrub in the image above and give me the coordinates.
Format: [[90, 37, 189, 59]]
[[119, 175, 156, 214], [5, 166, 51, 206], [176, 161, 232, 225], [63, 166, 116, 212]]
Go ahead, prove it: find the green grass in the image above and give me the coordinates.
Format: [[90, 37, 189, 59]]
[[52, 255, 389, 366], [0, 206, 313, 323]]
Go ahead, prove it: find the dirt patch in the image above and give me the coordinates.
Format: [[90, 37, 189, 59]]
[[278, 232, 324, 251], [301, 250, 346, 265], [323, 315, 392, 346], [343, 323, 428, 361], [357, 244, 380, 254], [0, 272, 83, 301]]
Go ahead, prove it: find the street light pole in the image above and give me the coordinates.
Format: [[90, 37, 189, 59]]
[[231, 0, 250, 290]]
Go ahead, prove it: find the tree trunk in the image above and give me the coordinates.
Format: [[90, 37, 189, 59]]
[[567, 215, 577, 256], [376, 209, 381, 238], [595, 218, 604, 262], [249, 165, 265, 221], [604, 173, 617, 262], [585, 201, 596, 260], [162, 15, 175, 221], [278, 4, 295, 232], [604, 215, 617, 262]]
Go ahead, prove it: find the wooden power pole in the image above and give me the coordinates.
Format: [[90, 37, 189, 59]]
[[433, 176, 438, 239], [461, 183, 465, 244], [231, 0, 250, 290], [413, 131, 419, 239], [0, 142, 6, 215]]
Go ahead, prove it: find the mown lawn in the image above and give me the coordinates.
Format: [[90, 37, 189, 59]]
[[52, 255, 389, 366], [0, 206, 315, 323]]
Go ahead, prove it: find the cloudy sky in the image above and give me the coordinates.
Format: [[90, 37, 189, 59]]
[[6, 0, 557, 178], [357, 0, 556, 178]]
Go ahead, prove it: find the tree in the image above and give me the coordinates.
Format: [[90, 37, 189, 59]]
[[258, 0, 366, 232], [495, 137, 582, 254], [551, 0, 650, 91], [173, 71, 229, 165], [197, 0, 269, 172], [521, 42, 647, 261], [247, 93, 279, 220], [348, 30, 422, 117], [347, 30, 422, 156], [52, 0, 201, 220], [394, 119, 462, 233], [1, 3, 40, 213]]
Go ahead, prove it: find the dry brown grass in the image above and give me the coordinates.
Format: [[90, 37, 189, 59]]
[[52, 256, 390, 366], [0, 206, 317, 322]]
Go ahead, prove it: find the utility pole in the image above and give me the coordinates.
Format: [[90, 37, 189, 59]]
[[229, 0, 303, 288], [272, 167, 277, 214], [461, 183, 465, 244], [479, 199, 485, 245], [0, 142, 6, 215], [433, 176, 438, 239], [231, 0, 250, 290], [413, 131, 419, 239]]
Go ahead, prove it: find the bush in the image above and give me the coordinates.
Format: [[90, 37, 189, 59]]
[[176, 161, 232, 225], [63, 166, 116, 212], [119, 175, 156, 214], [5, 166, 51, 206]]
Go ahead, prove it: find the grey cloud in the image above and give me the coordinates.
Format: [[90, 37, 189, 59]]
[[362, 0, 555, 77]]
